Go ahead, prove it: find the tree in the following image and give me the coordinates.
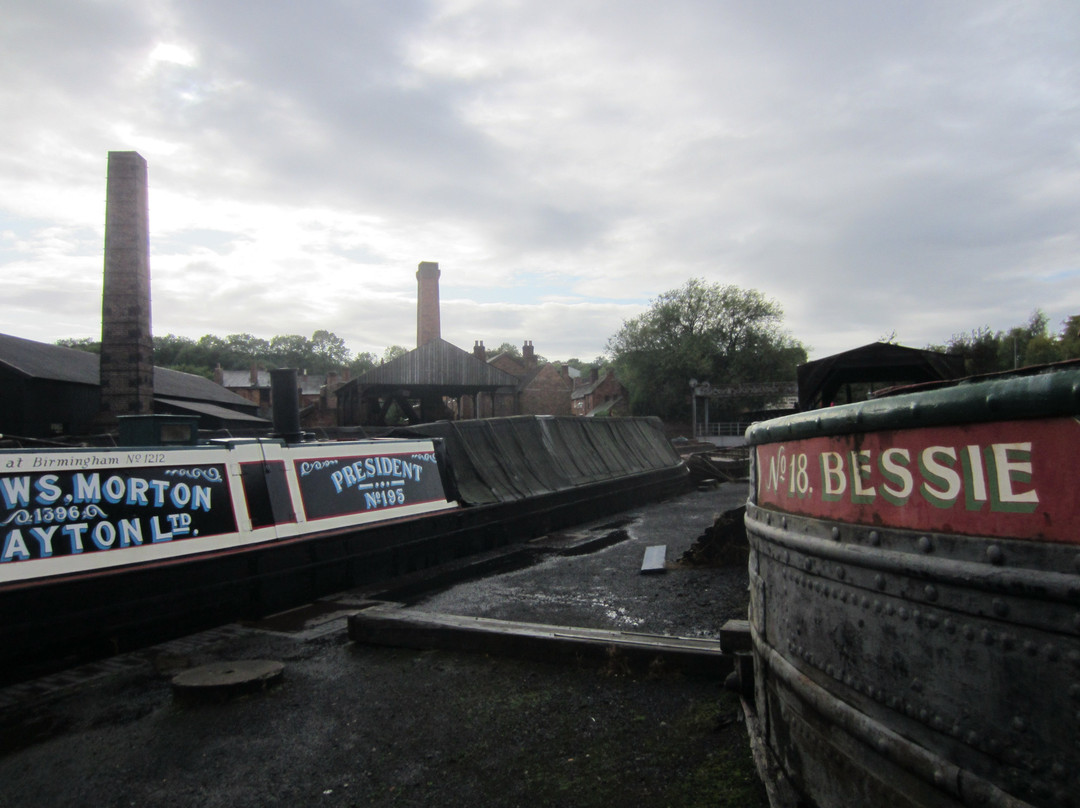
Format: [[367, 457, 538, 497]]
[[311, 330, 351, 370], [486, 342, 522, 360], [195, 334, 229, 369], [1059, 315, 1080, 360], [942, 310, 1064, 374], [381, 345, 409, 363], [57, 330, 385, 378], [153, 334, 196, 367], [268, 334, 314, 370], [941, 326, 1000, 375], [560, 356, 611, 375], [349, 351, 378, 376], [57, 337, 100, 353], [606, 279, 807, 420], [224, 333, 271, 365]]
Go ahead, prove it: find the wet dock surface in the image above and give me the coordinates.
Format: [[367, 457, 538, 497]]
[[0, 483, 767, 808]]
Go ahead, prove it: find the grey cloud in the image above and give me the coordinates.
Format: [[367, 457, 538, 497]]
[[3, 0, 1080, 361]]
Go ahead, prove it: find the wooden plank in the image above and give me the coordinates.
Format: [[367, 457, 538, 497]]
[[348, 604, 734, 678], [720, 619, 752, 653]]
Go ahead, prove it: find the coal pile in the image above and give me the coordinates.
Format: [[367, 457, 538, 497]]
[[677, 506, 748, 568]]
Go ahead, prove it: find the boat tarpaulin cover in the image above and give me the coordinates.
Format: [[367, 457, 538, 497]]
[[392, 416, 682, 506]]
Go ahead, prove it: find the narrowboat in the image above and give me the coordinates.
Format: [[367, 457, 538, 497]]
[[743, 361, 1080, 808], [0, 414, 688, 677]]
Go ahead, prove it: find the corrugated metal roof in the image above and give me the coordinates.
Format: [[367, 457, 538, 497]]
[[353, 338, 519, 391]]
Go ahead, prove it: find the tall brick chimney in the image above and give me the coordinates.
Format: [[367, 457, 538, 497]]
[[99, 151, 153, 423], [416, 261, 441, 347], [522, 340, 536, 370], [473, 340, 486, 360]]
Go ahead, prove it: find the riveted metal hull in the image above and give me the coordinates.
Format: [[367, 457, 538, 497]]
[[744, 363, 1080, 808]]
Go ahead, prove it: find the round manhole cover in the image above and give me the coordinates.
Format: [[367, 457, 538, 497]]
[[171, 659, 284, 700]]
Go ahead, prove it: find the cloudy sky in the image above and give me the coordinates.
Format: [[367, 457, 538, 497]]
[[3, 0, 1079, 363]]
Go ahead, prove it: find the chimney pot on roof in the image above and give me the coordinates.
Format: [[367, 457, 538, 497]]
[[473, 340, 486, 360]]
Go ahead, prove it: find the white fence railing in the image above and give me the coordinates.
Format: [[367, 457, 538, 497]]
[[692, 421, 754, 440]]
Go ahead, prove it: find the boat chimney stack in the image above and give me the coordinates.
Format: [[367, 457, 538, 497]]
[[270, 368, 303, 443]]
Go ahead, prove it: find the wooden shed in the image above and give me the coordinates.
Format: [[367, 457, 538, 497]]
[[336, 338, 520, 426]]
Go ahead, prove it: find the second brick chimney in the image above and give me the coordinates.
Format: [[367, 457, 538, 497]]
[[416, 261, 441, 347]]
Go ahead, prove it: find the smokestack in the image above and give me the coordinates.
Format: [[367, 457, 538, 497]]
[[416, 261, 441, 347], [523, 340, 536, 369], [473, 340, 485, 360], [270, 368, 303, 443], [99, 151, 153, 423]]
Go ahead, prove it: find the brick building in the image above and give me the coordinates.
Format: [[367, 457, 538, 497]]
[[216, 365, 348, 427], [571, 368, 629, 416], [477, 340, 573, 417]]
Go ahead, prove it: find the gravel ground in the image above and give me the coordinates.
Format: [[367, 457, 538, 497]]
[[0, 482, 767, 808]]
